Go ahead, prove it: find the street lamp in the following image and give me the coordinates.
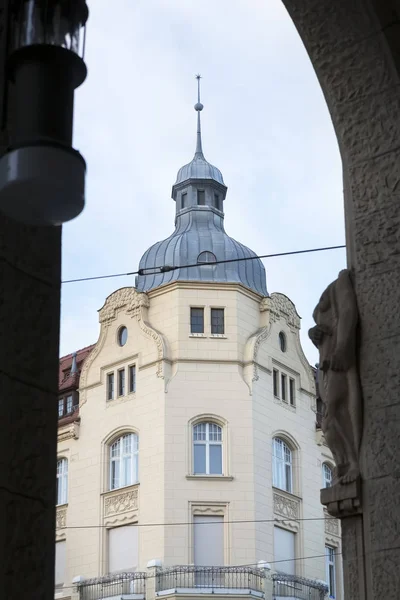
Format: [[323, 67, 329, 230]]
[[0, 0, 89, 225]]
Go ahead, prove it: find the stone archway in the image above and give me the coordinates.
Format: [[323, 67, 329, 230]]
[[280, 1, 400, 598]]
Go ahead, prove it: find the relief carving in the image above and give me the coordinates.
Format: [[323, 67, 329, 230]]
[[324, 510, 340, 536], [309, 269, 362, 486], [104, 488, 139, 517], [273, 492, 299, 520], [56, 507, 67, 529]]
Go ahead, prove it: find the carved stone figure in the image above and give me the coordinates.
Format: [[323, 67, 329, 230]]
[[309, 269, 362, 485]]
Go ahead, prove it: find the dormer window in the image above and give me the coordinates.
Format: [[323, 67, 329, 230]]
[[181, 192, 188, 209], [197, 190, 205, 205]]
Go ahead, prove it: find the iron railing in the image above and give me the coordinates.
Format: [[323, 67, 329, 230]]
[[78, 572, 146, 600], [273, 573, 328, 600], [156, 566, 265, 594]]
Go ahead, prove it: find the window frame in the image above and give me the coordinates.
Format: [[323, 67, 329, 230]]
[[211, 307, 225, 335], [58, 393, 77, 418], [323, 463, 333, 488], [56, 457, 68, 506], [109, 433, 139, 491], [129, 364, 136, 393], [107, 372, 115, 401], [273, 369, 279, 397], [118, 368, 125, 397], [281, 373, 287, 402], [325, 545, 336, 598], [193, 421, 223, 475], [272, 437, 293, 493], [181, 192, 188, 209], [190, 307, 205, 334], [289, 378, 295, 406], [197, 190, 206, 205]]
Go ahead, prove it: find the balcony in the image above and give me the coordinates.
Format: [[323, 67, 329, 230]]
[[156, 566, 265, 596], [78, 572, 146, 600], [273, 573, 328, 600]]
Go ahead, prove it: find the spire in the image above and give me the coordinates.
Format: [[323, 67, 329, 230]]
[[71, 351, 78, 374], [194, 74, 204, 157]]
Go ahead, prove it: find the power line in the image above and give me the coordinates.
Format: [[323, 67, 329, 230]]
[[57, 515, 338, 530], [62, 244, 345, 284]]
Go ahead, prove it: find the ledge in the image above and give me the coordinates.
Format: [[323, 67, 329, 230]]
[[189, 334, 207, 338], [209, 334, 227, 339], [186, 475, 234, 481]]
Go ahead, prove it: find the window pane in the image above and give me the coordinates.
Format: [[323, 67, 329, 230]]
[[181, 192, 187, 208], [123, 455, 132, 486], [111, 460, 120, 489], [194, 444, 206, 474], [281, 374, 287, 401], [273, 369, 279, 397], [194, 423, 206, 440], [208, 423, 222, 441], [289, 378, 295, 405], [285, 463, 292, 492], [197, 190, 205, 205], [107, 373, 114, 400], [66, 395, 73, 413], [118, 369, 125, 396], [129, 365, 136, 393], [58, 399, 64, 417], [209, 444, 222, 474], [211, 308, 224, 334], [214, 194, 221, 210], [190, 308, 204, 334]]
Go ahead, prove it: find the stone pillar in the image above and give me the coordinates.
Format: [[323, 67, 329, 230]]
[[146, 560, 162, 600], [281, 1, 400, 598], [258, 562, 273, 600], [0, 2, 61, 598]]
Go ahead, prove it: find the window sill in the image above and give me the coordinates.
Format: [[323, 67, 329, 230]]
[[272, 486, 302, 501], [189, 333, 207, 338], [186, 475, 234, 481], [101, 482, 140, 495], [209, 334, 227, 339], [106, 394, 135, 407]]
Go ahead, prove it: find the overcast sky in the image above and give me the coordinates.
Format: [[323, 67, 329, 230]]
[[60, 0, 345, 363]]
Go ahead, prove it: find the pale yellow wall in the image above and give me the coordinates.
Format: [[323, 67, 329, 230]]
[[57, 283, 341, 594]]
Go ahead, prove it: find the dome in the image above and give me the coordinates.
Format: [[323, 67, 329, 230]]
[[136, 210, 268, 296], [175, 154, 225, 186]]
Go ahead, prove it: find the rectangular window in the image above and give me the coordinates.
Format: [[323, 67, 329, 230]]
[[190, 307, 204, 334], [214, 193, 221, 210], [107, 373, 114, 401], [55, 541, 66, 586], [118, 369, 125, 396], [326, 546, 336, 598], [108, 525, 138, 574], [281, 374, 287, 402], [58, 399, 64, 417], [181, 192, 187, 208], [129, 365, 136, 393], [274, 527, 295, 575], [289, 378, 295, 406], [197, 190, 205, 205], [66, 394, 73, 414], [194, 515, 224, 567], [273, 369, 279, 397], [211, 308, 225, 334]]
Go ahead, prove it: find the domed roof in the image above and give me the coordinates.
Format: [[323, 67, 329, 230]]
[[175, 154, 225, 186], [136, 210, 268, 296]]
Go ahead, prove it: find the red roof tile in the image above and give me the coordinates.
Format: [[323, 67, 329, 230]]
[[59, 344, 95, 392]]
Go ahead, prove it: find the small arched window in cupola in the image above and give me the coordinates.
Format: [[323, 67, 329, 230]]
[[197, 251, 217, 264]]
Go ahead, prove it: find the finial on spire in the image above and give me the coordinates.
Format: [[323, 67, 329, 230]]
[[194, 74, 204, 156]]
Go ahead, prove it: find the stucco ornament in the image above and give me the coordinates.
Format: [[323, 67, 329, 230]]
[[309, 269, 362, 485]]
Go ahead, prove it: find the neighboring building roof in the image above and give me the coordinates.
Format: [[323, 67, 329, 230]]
[[59, 344, 95, 392]]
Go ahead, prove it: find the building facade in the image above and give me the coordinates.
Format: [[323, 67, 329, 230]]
[[56, 95, 341, 600]]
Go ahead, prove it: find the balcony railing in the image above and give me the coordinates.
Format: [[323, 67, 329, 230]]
[[156, 566, 265, 595], [78, 572, 146, 600], [273, 573, 328, 600]]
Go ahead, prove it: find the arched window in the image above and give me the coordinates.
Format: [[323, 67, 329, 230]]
[[279, 331, 287, 352], [110, 433, 139, 490], [323, 463, 333, 488], [197, 251, 217, 264], [272, 438, 293, 493], [56, 458, 68, 505], [193, 422, 222, 475]]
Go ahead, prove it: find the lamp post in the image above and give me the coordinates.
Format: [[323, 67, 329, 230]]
[[0, 0, 89, 225]]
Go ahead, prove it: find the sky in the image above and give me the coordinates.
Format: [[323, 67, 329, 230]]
[[60, 0, 346, 364]]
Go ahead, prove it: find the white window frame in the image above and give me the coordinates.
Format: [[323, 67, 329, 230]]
[[56, 458, 68, 505], [325, 545, 336, 598], [110, 433, 139, 490], [323, 463, 333, 488], [272, 438, 293, 493], [193, 422, 223, 475]]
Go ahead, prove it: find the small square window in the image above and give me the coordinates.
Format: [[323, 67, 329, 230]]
[[289, 378, 295, 406], [129, 365, 136, 393], [273, 369, 279, 397], [197, 190, 205, 205], [118, 369, 125, 397], [107, 373, 115, 401], [211, 308, 225, 335], [191, 307, 204, 334]]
